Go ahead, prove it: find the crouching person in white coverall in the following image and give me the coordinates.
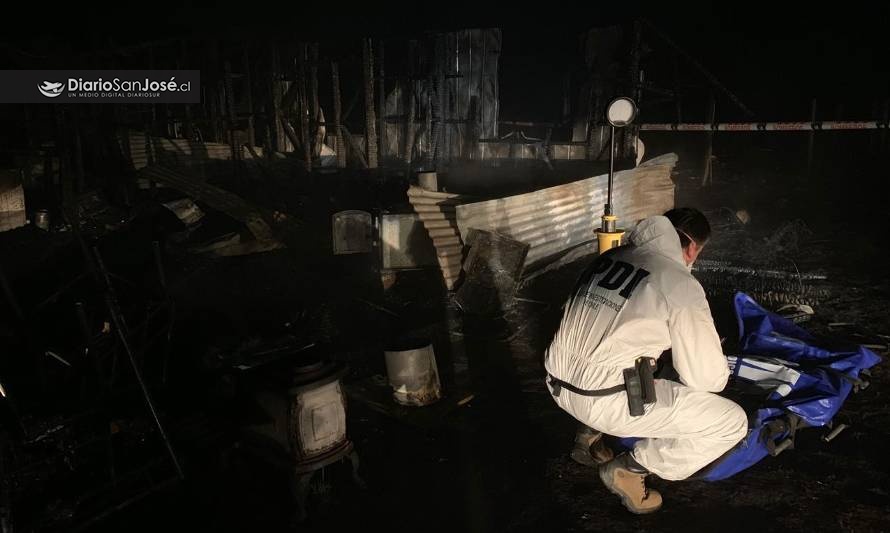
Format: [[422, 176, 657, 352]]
[[544, 208, 748, 514]]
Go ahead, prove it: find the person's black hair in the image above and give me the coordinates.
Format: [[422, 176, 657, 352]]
[[663, 207, 711, 248]]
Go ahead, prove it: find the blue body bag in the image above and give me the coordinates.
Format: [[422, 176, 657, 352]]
[[621, 292, 881, 481]]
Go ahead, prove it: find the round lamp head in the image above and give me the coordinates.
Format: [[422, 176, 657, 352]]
[[606, 97, 638, 127]]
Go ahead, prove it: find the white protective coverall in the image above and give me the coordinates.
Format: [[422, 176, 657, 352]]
[[544, 216, 748, 480]]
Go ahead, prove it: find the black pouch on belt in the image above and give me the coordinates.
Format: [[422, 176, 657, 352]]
[[636, 357, 657, 404], [623, 357, 658, 417]]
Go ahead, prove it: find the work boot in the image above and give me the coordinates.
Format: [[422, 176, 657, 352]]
[[598, 453, 663, 514], [570, 425, 614, 466]]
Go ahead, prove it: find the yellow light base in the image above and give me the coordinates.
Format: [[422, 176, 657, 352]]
[[595, 229, 625, 254]]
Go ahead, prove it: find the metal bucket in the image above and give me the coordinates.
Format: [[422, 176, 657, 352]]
[[417, 171, 438, 191], [33, 209, 50, 231], [384, 340, 441, 406]]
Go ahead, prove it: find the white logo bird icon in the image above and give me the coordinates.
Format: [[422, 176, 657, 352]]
[[38, 81, 63, 98]]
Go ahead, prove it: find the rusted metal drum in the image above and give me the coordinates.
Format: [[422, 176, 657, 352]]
[[384, 340, 441, 407]]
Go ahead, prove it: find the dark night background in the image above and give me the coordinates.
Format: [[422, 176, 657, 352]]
[[4, 3, 888, 121], [1, 4, 888, 532]]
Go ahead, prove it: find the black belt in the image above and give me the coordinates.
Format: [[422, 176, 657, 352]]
[[547, 374, 625, 398]]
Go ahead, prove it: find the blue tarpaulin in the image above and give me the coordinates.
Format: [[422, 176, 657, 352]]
[[621, 292, 881, 481]]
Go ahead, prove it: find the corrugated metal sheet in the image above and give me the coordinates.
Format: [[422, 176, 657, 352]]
[[455, 153, 678, 265], [121, 131, 241, 170], [406, 186, 475, 289], [137, 165, 281, 250]]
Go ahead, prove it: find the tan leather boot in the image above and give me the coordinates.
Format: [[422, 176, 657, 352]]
[[570, 426, 614, 466], [598, 454, 663, 514]]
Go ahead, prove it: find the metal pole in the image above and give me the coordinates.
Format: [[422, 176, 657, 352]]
[[585, 82, 595, 160], [92, 247, 183, 480], [377, 40, 385, 167], [363, 38, 378, 169], [299, 44, 311, 172], [703, 94, 716, 186], [672, 50, 682, 123], [481, 33, 488, 159], [882, 99, 888, 153], [403, 53, 416, 169], [181, 40, 193, 141], [270, 44, 282, 153], [332, 61, 345, 168], [223, 60, 239, 179], [463, 30, 471, 160], [244, 46, 255, 150], [835, 102, 844, 162], [436, 37, 446, 162], [808, 98, 817, 178], [607, 125, 615, 216], [310, 43, 319, 157], [152, 241, 175, 388]]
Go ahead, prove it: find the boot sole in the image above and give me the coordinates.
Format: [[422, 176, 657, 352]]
[[570, 446, 614, 467], [570, 447, 599, 466], [598, 466, 663, 515]]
